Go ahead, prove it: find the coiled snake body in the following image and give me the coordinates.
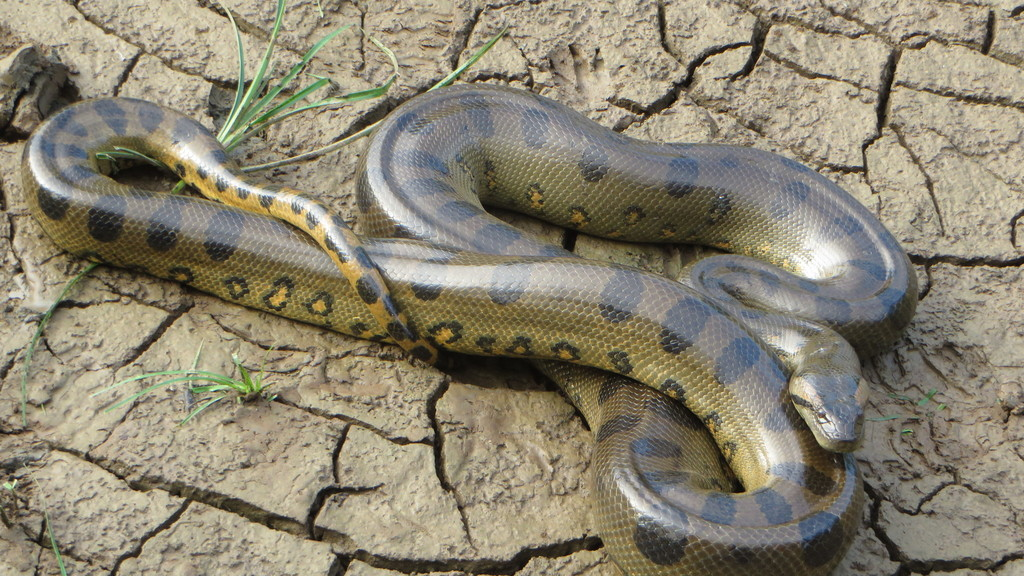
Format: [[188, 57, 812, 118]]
[[24, 84, 916, 575]]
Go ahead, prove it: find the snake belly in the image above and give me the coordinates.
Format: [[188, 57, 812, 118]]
[[22, 84, 916, 576]]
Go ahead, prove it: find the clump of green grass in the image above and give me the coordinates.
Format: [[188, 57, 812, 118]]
[[21, 0, 506, 424], [95, 343, 276, 424]]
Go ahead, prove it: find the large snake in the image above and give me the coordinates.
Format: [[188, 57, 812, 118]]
[[23, 84, 916, 575]]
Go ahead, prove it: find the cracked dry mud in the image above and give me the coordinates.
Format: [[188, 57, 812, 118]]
[[1, 1, 1022, 575]]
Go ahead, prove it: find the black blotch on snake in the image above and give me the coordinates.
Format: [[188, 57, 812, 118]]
[[598, 269, 644, 323], [666, 156, 699, 198], [768, 462, 838, 497], [146, 195, 188, 252], [579, 148, 610, 182], [488, 261, 531, 305], [714, 337, 764, 386], [87, 195, 127, 242], [304, 291, 335, 317], [203, 209, 246, 262], [36, 185, 70, 221], [223, 276, 250, 299], [631, 437, 683, 459], [261, 276, 294, 311], [798, 512, 845, 567], [754, 488, 794, 524], [633, 514, 690, 566], [94, 99, 128, 135], [608, 350, 633, 374]]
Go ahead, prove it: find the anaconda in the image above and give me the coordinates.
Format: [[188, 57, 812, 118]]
[[23, 83, 916, 575]]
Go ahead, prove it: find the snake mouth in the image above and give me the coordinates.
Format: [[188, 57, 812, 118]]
[[790, 375, 866, 453], [807, 409, 864, 453]]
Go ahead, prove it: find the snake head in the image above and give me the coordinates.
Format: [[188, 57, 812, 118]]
[[789, 372, 867, 453]]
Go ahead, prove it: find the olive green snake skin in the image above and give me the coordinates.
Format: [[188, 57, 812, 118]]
[[23, 84, 916, 575]]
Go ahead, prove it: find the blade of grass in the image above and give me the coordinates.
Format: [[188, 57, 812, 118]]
[[217, 1, 250, 142], [426, 25, 508, 92], [95, 146, 165, 167], [254, 76, 332, 124], [102, 379, 206, 412], [224, 77, 333, 151], [189, 384, 237, 395], [183, 341, 205, 412], [93, 369, 242, 396], [234, 0, 287, 124], [44, 511, 68, 576], [239, 28, 400, 147], [97, 371, 242, 412], [20, 262, 99, 426], [917, 388, 938, 406], [240, 124, 373, 173], [866, 415, 921, 422], [244, 24, 353, 126], [249, 78, 397, 140], [180, 396, 225, 425], [241, 27, 505, 172]]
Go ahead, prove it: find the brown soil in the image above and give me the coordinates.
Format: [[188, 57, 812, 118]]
[[1, 1, 1022, 575]]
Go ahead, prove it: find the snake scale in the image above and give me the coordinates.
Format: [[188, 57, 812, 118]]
[[23, 83, 916, 575]]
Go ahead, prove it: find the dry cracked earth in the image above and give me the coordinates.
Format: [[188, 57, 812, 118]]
[[1, 0, 1022, 575]]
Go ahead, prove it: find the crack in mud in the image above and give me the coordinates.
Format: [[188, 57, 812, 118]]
[[889, 126, 947, 237], [111, 51, 141, 97], [88, 458, 310, 536], [730, 18, 769, 81], [425, 376, 478, 551], [349, 534, 603, 576], [608, 38, 752, 125], [982, 10, 996, 55], [115, 302, 192, 370], [509, 37, 537, 89], [308, 483, 387, 543], [764, 50, 876, 92], [1010, 208, 1024, 249], [70, 2, 304, 91], [275, 394, 423, 445], [897, 79, 1024, 112], [655, 1, 674, 63], [108, 500, 190, 576], [864, 482, 904, 569], [876, 49, 901, 131], [908, 480, 957, 515], [195, 1, 271, 43], [0, 354, 19, 397], [33, 515, 93, 570], [449, 5, 483, 72]]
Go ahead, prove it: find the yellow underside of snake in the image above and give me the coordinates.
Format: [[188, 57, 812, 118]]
[[23, 84, 916, 575]]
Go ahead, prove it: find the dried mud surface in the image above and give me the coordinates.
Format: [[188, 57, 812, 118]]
[[1, 1, 1023, 575]]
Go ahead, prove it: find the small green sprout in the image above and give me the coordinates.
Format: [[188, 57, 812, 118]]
[[0, 479, 17, 527], [95, 344, 277, 425]]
